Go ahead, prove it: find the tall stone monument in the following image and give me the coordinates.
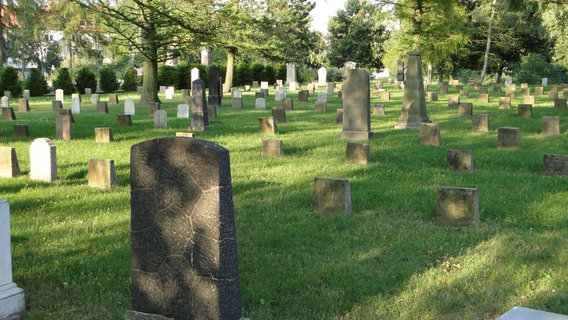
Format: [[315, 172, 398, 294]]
[[200, 47, 212, 66], [208, 65, 221, 108], [128, 137, 242, 319], [394, 51, 430, 129], [190, 79, 210, 131], [341, 69, 373, 140], [0, 199, 25, 320], [286, 63, 297, 85]]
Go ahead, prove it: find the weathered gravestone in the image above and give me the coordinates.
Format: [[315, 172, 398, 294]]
[[535, 87, 544, 95], [497, 127, 521, 149], [506, 90, 515, 100], [298, 90, 309, 102], [71, 97, 81, 114], [1, 96, 9, 108], [56, 111, 73, 140], [448, 96, 460, 108], [2, 107, 15, 120], [22, 89, 30, 99], [459, 90, 469, 98], [419, 123, 441, 146], [378, 90, 390, 101], [271, 107, 286, 123], [517, 104, 533, 118], [427, 92, 438, 102], [313, 177, 352, 215], [95, 127, 113, 143], [190, 79, 210, 131], [336, 109, 343, 125], [458, 102, 473, 117], [88, 158, 117, 188], [521, 87, 530, 96], [499, 97, 511, 110], [118, 114, 133, 126], [149, 102, 161, 116], [259, 117, 277, 135], [543, 154, 568, 177], [29, 138, 56, 182], [125, 99, 136, 115], [317, 67, 327, 86], [0, 199, 26, 319], [497, 306, 568, 320], [446, 150, 473, 172], [541, 116, 560, 135], [255, 98, 266, 110], [286, 63, 297, 85], [71, 93, 81, 101], [13, 124, 29, 137], [91, 93, 100, 105], [373, 104, 385, 115], [18, 99, 29, 112], [232, 90, 243, 109], [437, 187, 479, 228], [51, 100, 62, 112], [128, 137, 242, 320], [326, 82, 335, 95], [164, 87, 174, 100], [97, 101, 109, 114], [275, 86, 286, 101], [524, 95, 535, 105], [315, 101, 327, 112], [479, 87, 488, 95], [554, 99, 567, 110], [0, 147, 20, 178], [177, 104, 190, 119], [342, 69, 373, 139], [282, 98, 294, 111], [153, 110, 168, 129], [346, 142, 370, 165], [261, 139, 284, 157], [549, 90, 558, 100], [55, 89, 64, 102], [472, 114, 489, 132], [208, 65, 221, 108], [478, 94, 489, 103], [109, 93, 119, 104], [255, 91, 265, 99], [439, 85, 448, 94], [85, 88, 92, 96]]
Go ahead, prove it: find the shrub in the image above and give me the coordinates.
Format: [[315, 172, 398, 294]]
[[99, 66, 119, 93], [0, 66, 22, 97], [326, 68, 345, 82], [234, 63, 251, 86], [25, 68, 49, 96], [176, 65, 191, 89], [514, 53, 567, 84], [52, 67, 75, 94], [121, 67, 138, 92], [457, 69, 480, 84], [250, 63, 264, 82], [264, 65, 276, 84], [75, 67, 97, 94], [158, 65, 177, 87], [297, 65, 316, 84]]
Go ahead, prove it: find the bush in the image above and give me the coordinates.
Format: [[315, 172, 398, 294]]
[[264, 65, 276, 84], [121, 67, 138, 92], [234, 63, 251, 86], [25, 68, 49, 96], [52, 67, 75, 94], [326, 68, 345, 82], [75, 67, 97, 94], [176, 65, 191, 89], [276, 64, 287, 81], [514, 53, 567, 84], [158, 65, 177, 87], [457, 69, 480, 84], [0, 66, 22, 97], [250, 63, 264, 82], [99, 67, 119, 93], [297, 65, 316, 84]]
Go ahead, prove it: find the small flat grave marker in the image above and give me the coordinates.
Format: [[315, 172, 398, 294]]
[[261, 139, 284, 157], [0, 147, 21, 178], [420, 123, 441, 146], [437, 186, 479, 228], [88, 158, 117, 188], [541, 116, 560, 135], [498, 127, 520, 149], [446, 150, 473, 172], [346, 142, 370, 165]]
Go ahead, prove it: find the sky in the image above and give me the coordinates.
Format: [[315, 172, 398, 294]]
[[310, 0, 347, 34]]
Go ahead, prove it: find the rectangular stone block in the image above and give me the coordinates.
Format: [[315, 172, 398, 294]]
[[517, 104, 533, 118], [458, 102, 473, 117], [379, 90, 390, 101], [313, 177, 352, 215], [255, 98, 266, 110], [535, 87, 544, 95], [2, 107, 15, 120], [56, 113, 73, 140], [479, 87, 488, 95], [446, 150, 473, 172], [498, 127, 520, 149], [232, 97, 243, 109], [521, 87, 530, 96], [493, 86, 502, 93], [29, 138, 57, 182], [427, 92, 438, 102], [373, 104, 385, 115], [88, 158, 117, 188], [315, 101, 327, 112], [342, 68, 373, 140], [261, 139, 284, 157], [554, 99, 567, 110], [543, 154, 568, 177], [95, 127, 113, 143], [298, 90, 309, 102], [97, 101, 109, 114], [478, 94, 489, 103], [420, 123, 441, 146], [472, 114, 489, 132], [259, 117, 277, 134], [437, 187, 479, 227], [271, 107, 286, 123], [346, 142, 370, 165], [499, 97, 511, 109], [549, 90, 558, 100], [541, 116, 560, 135], [0, 147, 20, 178], [18, 99, 29, 112], [448, 96, 459, 108], [13, 124, 29, 137], [506, 90, 515, 100], [149, 102, 161, 116], [523, 95, 535, 105], [282, 98, 294, 111], [459, 89, 469, 98], [117, 114, 133, 126], [439, 86, 448, 94]]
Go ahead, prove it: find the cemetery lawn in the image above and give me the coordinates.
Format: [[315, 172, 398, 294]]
[[1, 84, 568, 319]]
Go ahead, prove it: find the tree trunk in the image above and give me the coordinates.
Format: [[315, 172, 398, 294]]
[[479, 0, 498, 84], [223, 50, 235, 93], [140, 58, 159, 105]]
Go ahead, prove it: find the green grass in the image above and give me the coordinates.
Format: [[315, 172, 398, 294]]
[[1, 83, 568, 319]]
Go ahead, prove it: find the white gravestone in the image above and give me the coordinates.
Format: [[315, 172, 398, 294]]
[[91, 93, 100, 105], [317, 92, 328, 103], [22, 90, 30, 99], [154, 109, 168, 128], [1, 96, 8, 108], [177, 104, 190, 118], [55, 89, 64, 102], [542, 78, 549, 86], [275, 86, 286, 101], [165, 87, 174, 100], [255, 98, 266, 110], [318, 67, 327, 86], [191, 68, 200, 89], [289, 81, 297, 91], [0, 199, 25, 319], [71, 97, 81, 114], [260, 81, 269, 90], [233, 89, 242, 98], [29, 138, 57, 182], [124, 98, 136, 115]]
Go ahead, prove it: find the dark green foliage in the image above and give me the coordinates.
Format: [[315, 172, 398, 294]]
[[250, 63, 264, 82], [512, 53, 567, 84], [234, 63, 251, 86], [276, 64, 287, 81], [457, 69, 481, 84], [121, 67, 138, 92], [25, 68, 49, 96], [176, 65, 191, 89], [326, 68, 345, 82], [297, 65, 315, 84], [99, 67, 119, 93], [158, 65, 177, 87], [0, 67, 22, 97], [263, 65, 276, 84], [52, 67, 75, 94], [75, 67, 97, 94]]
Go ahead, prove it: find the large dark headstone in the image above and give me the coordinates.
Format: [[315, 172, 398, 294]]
[[208, 65, 221, 108], [130, 137, 242, 320], [191, 79, 210, 131], [341, 68, 373, 140]]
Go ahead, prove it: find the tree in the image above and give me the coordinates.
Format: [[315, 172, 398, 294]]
[[327, 0, 390, 69], [541, 2, 568, 69], [25, 68, 49, 96], [75, 67, 97, 94], [0, 66, 22, 97], [99, 66, 119, 93], [52, 67, 75, 94], [121, 66, 138, 92]]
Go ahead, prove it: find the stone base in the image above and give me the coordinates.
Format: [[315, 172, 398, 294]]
[[341, 130, 373, 140], [497, 306, 568, 320], [394, 115, 430, 130], [0, 283, 25, 320]]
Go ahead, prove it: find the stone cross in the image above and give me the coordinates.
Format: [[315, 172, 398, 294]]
[[128, 137, 242, 319]]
